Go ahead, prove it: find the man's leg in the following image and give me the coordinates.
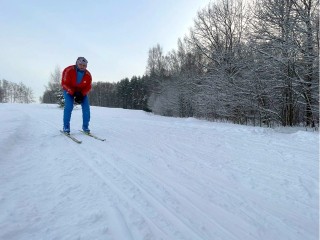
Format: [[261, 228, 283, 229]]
[[81, 95, 90, 132], [63, 91, 74, 132]]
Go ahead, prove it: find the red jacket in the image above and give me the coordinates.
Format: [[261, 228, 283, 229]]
[[61, 65, 92, 96]]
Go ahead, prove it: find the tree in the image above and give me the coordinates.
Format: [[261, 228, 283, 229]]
[[116, 78, 131, 109], [251, 0, 319, 126], [42, 66, 63, 107], [188, 0, 252, 122], [292, 0, 319, 127], [90, 82, 117, 107], [0, 79, 34, 103]]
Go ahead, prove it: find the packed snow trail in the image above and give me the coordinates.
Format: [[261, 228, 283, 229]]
[[0, 103, 318, 240]]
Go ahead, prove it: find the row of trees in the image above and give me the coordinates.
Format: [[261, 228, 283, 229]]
[[0, 79, 34, 103], [42, 0, 318, 127], [41, 66, 150, 111], [89, 76, 150, 111], [145, 0, 319, 127]]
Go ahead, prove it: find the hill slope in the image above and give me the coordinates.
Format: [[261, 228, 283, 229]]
[[0, 103, 318, 240]]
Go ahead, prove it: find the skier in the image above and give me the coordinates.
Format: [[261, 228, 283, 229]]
[[61, 57, 92, 134]]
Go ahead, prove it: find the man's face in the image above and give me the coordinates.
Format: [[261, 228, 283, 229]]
[[77, 63, 87, 71]]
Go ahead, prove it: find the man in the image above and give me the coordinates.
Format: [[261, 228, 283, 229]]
[[61, 57, 92, 134]]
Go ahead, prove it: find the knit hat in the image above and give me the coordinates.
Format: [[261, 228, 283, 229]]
[[76, 57, 88, 65]]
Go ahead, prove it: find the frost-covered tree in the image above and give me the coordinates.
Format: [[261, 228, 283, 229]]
[[251, 0, 319, 126], [42, 66, 63, 107], [292, 0, 319, 127], [188, 0, 251, 122], [0, 79, 34, 103], [142, 0, 318, 127]]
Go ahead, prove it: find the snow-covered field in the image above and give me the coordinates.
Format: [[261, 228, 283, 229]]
[[0, 103, 318, 240]]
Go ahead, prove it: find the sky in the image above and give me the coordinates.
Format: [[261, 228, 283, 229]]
[[0, 0, 211, 101]]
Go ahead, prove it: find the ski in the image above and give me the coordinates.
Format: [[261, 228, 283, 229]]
[[60, 130, 82, 144], [80, 130, 106, 141]]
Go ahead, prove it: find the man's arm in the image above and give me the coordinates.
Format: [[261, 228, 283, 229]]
[[81, 72, 92, 96], [61, 66, 75, 95]]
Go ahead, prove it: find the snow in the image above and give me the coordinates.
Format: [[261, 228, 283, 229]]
[[0, 103, 319, 240]]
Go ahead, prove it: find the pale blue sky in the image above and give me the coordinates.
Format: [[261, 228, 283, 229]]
[[0, 0, 210, 101]]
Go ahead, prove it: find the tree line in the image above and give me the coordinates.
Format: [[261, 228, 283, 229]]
[[42, 0, 319, 128], [0, 79, 34, 103], [89, 76, 150, 111], [41, 67, 151, 111], [146, 0, 319, 127]]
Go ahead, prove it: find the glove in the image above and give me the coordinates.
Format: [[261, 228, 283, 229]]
[[74, 92, 84, 104]]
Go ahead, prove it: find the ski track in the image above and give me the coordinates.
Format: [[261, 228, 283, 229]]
[[80, 141, 247, 240], [0, 103, 318, 240]]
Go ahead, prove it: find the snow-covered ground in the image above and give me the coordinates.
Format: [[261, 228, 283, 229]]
[[0, 103, 318, 240]]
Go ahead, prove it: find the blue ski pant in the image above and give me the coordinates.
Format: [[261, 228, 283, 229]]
[[63, 90, 90, 129]]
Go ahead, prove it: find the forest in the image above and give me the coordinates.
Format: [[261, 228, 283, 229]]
[[41, 0, 319, 127]]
